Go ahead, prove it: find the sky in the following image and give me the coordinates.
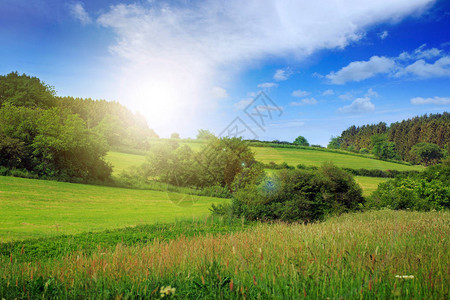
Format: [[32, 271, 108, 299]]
[[1, 0, 449, 145]]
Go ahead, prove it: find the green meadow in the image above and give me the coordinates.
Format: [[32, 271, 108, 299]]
[[252, 147, 423, 171], [0, 176, 228, 242], [354, 176, 390, 196]]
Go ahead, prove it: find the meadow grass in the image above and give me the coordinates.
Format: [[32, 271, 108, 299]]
[[106, 145, 423, 178], [1, 210, 448, 299], [252, 147, 423, 171], [354, 176, 390, 197], [105, 151, 147, 176], [0, 176, 229, 242]]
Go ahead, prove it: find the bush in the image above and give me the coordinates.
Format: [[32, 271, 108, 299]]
[[367, 163, 450, 211], [228, 163, 364, 222]]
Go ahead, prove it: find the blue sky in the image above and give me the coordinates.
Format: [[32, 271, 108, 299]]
[[1, 0, 449, 145]]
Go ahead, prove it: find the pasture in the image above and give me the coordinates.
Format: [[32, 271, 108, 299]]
[[0, 176, 228, 242], [252, 147, 423, 171]]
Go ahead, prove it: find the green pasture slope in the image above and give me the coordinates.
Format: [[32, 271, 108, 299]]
[[252, 147, 423, 171], [105, 151, 147, 175], [354, 176, 389, 196], [0, 176, 228, 242]]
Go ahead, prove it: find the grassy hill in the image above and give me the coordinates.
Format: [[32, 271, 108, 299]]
[[0, 176, 228, 242], [252, 147, 423, 171]]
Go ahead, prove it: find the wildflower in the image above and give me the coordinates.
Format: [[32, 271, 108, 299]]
[[160, 286, 176, 298], [395, 275, 414, 279]]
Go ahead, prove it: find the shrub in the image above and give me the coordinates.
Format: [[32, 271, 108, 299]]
[[228, 163, 364, 222], [368, 163, 450, 211]]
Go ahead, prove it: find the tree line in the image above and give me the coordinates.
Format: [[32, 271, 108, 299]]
[[328, 113, 450, 165], [0, 72, 158, 181]]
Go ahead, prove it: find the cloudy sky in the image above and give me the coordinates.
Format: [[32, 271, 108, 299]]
[[1, 0, 449, 145]]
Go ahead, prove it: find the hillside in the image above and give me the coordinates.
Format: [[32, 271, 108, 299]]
[[0, 176, 228, 242], [106, 144, 423, 176]]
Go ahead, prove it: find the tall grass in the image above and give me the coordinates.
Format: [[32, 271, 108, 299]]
[[1, 210, 448, 298]]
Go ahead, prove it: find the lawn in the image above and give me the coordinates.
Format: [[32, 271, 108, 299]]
[[0, 176, 228, 242], [252, 147, 423, 171]]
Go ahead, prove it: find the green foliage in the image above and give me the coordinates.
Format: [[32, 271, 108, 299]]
[[359, 148, 369, 154], [196, 129, 215, 140], [327, 136, 342, 149], [0, 72, 55, 108], [370, 134, 400, 160], [368, 163, 450, 210], [293, 135, 309, 146], [170, 132, 180, 139], [338, 113, 450, 163], [229, 163, 364, 222], [139, 137, 264, 190], [409, 142, 443, 166]]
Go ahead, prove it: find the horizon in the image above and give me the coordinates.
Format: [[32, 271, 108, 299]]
[[1, 0, 449, 145]]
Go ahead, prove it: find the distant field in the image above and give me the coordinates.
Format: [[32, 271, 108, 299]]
[[107, 145, 422, 177], [354, 176, 389, 196], [105, 151, 147, 175], [252, 147, 423, 171], [0, 176, 228, 242]]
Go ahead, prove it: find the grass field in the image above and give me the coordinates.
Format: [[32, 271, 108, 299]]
[[1, 210, 448, 298], [0, 176, 228, 242], [354, 176, 390, 196], [105, 151, 147, 175], [105, 145, 423, 178], [252, 147, 423, 171], [106, 150, 397, 196]]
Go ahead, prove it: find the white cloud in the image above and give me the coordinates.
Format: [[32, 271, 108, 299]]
[[96, 0, 434, 134], [290, 98, 318, 106], [395, 56, 450, 77], [322, 89, 334, 96], [411, 96, 450, 105], [69, 2, 92, 25], [379, 30, 389, 39], [365, 88, 378, 97], [339, 92, 353, 101], [258, 82, 278, 89], [233, 98, 253, 110], [338, 97, 375, 113], [274, 69, 293, 81], [291, 89, 311, 97], [326, 56, 396, 84], [398, 44, 443, 60], [326, 43, 450, 84], [211, 86, 228, 99]]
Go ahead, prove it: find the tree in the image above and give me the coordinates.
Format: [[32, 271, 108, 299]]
[[410, 143, 443, 166], [170, 132, 180, 139], [293, 136, 309, 146], [371, 134, 399, 160], [196, 129, 215, 140], [0, 72, 56, 108], [327, 136, 342, 149]]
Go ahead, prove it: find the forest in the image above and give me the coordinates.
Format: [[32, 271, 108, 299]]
[[330, 114, 450, 164]]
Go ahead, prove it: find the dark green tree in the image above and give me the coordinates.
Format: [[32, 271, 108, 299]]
[[293, 136, 309, 146], [410, 143, 443, 166], [327, 136, 342, 149], [0, 72, 55, 108]]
